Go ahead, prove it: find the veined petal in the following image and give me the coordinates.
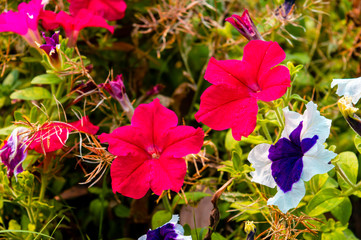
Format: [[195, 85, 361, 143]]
[[195, 84, 258, 140], [161, 126, 204, 158], [243, 41, 286, 81], [255, 65, 291, 102], [267, 180, 305, 213], [131, 98, 178, 148], [281, 107, 302, 139], [150, 157, 187, 195], [301, 142, 336, 181], [248, 144, 277, 188], [301, 102, 332, 142], [110, 154, 150, 199], [331, 77, 361, 104]]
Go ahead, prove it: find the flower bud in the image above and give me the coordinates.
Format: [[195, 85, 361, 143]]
[[225, 10, 263, 41], [338, 96, 361, 136]]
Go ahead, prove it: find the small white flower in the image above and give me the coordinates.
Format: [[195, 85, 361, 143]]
[[138, 215, 191, 240], [248, 102, 336, 213], [331, 77, 361, 104]]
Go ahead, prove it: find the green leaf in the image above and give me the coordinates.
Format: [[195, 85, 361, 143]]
[[330, 197, 352, 225], [3, 70, 19, 86], [114, 204, 130, 218], [151, 210, 171, 229], [31, 74, 63, 85], [232, 151, 241, 171], [335, 152, 358, 192], [354, 135, 361, 154], [172, 192, 211, 208], [0, 125, 16, 136], [307, 188, 345, 217], [211, 232, 227, 240], [10, 87, 52, 100]]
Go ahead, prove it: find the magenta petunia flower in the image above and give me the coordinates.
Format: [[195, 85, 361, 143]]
[[98, 99, 204, 199], [195, 40, 291, 141], [68, 0, 127, 21], [28, 116, 99, 154], [0, 0, 44, 47], [40, 8, 114, 46]]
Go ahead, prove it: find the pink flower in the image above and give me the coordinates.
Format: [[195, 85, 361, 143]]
[[40, 9, 114, 46], [28, 116, 99, 154], [225, 10, 263, 41], [195, 40, 291, 141], [98, 99, 204, 199], [68, 0, 127, 21], [0, 0, 44, 47]]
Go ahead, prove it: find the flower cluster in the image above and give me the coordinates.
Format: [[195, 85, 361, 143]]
[[248, 102, 336, 213]]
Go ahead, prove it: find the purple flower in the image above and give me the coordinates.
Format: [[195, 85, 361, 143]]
[[0, 127, 29, 178], [225, 10, 263, 41], [275, 0, 296, 20], [138, 215, 191, 240], [39, 31, 63, 70]]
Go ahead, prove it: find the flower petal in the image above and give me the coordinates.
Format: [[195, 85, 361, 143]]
[[301, 142, 336, 181], [70, 116, 99, 135], [281, 107, 302, 139], [110, 153, 150, 199], [161, 126, 204, 158], [331, 77, 361, 104], [301, 102, 332, 142], [267, 180, 305, 213], [150, 157, 187, 195], [248, 143, 277, 188], [195, 84, 258, 140]]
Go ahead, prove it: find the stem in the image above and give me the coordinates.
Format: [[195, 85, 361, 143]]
[[177, 35, 195, 84], [162, 194, 172, 213], [259, 115, 272, 142], [39, 173, 48, 203], [274, 106, 284, 130], [334, 162, 359, 196]]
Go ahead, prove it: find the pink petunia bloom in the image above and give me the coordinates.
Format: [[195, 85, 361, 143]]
[[195, 40, 291, 141], [39, 8, 114, 46], [68, 0, 127, 21], [28, 116, 99, 154], [98, 99, 204, 199], [0, 0, 44, 48]]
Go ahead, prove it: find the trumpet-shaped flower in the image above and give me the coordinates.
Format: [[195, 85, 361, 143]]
[[225, 10, 263, 41], [195, 40, 291, 140], [138, 215, 191, 240], [248, 102, 336, 213], [28, 116, 99, 154], [39, 31, 63, 70], [0, 0, 44, 47], [331, 76, 361, 105], [0, 127, 29, 177], [98, 99, 204, 199], [40, 9, 114, 46], [68, 0, 127, 21]]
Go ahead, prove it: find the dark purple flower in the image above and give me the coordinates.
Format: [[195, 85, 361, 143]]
[[0, 127, 29, 178], [275, 0, 296, 20], [225, 10, 263, 41], [39, 31, 63, 70]]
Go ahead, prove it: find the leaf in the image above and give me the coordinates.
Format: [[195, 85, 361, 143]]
[[10, 87, 52, 100], [225, 129, 240, 152], [331, 197, 352, 225], [232, 151, 242, 171], [31, 74, 63, 85], [3, 70, 19, 86], [0, 125, 16, 136], [335, 151, 358, 193], [307, 188, 345, 217], [172, 192, 211, 208], [151, 210, 171, 229], [211, 232, 227, 240], [354, 135, 361, 154], [114, 204, 130, 218]]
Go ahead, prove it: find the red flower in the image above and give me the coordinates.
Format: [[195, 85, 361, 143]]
[[195, 40, 291, 141], [29, 116, 99, 154], [40, 9, 114, 46], [98, 99, 204, 199], [68, 0, 127, 21]]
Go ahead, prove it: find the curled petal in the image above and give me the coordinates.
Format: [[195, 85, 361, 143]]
[[331, 77, 361, 104]]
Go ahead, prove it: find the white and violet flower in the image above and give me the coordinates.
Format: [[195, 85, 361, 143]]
[[331, 76, 361, 104], [138, 215, 191, 240], [248, 102, 337, 213]]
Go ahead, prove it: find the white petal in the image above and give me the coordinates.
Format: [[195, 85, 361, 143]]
[[248, 144, 276, 188], [301, 142, 336, 181], [138, 234, 147, 240], [169, 215, 180, 224], [300, 102, 332, 142], [331, 77, 361, 104], [281, 107, 302, 139], [267, 180, 305, 213]]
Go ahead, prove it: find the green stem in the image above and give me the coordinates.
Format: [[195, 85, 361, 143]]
[[162, 194, 172, 213], [334, 162, 359, 196], [259, 115, 272, 142], [39, 173, 48, 203]]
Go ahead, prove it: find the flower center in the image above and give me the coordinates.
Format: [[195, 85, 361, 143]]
[[147, 145, 161, 159], [268, 121, 318, 193]]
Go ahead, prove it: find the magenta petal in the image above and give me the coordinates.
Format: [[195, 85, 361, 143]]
[[98, 126, 149, 157], [39, 10, 60, 30], [255, 66, 291, 102], [70, 116, 99, 135], [111, 154, 150, 199], [243, 40, 286, 80], [0, 11, 28, 35], [162, 126, 204, 158], [150, 157, 187, 195], [131, 98, 179, 146]]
